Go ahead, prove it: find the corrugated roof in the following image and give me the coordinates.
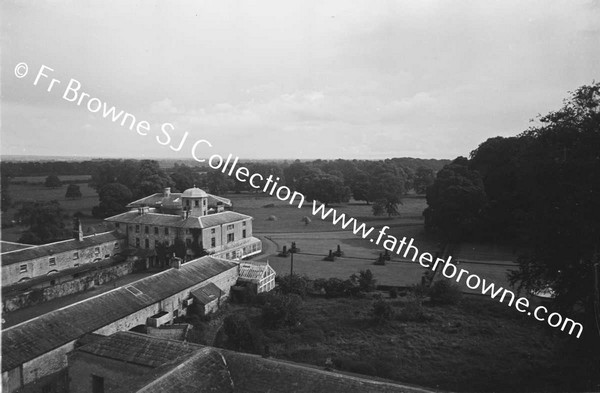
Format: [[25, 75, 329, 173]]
[[1, 256, 237, 372], [105, 211, 250, 229], [191, 282, 222, 305], [0, 231, 125, 266]]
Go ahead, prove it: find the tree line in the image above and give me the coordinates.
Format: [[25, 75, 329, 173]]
[[424, 83, 600, 341]]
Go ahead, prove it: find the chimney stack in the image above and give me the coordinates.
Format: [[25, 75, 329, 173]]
[[163, 187, 171, 198], [73, 218, 84, 241]]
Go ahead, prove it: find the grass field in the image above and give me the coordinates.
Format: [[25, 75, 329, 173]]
[[201, 294, 598, 392], [1, 179, 104, 243]]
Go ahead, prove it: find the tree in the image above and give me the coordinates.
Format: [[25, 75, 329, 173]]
[[173, 237, 187, 259], [423, 157, 487, 241], [92, 183, 133, 218], [206, 170, 234, 195], [351, 170, 371, 204], [506, 83, 600, 336], [261, 293, 303, 328], [300, 173, 350, 206], [351, 269, 377, 292], [16, 200, 68, 244], [413, 166, 435, 194], [44, 174, 62, 188], [222, 314, 261, 353], [65, 184, 82, 199]]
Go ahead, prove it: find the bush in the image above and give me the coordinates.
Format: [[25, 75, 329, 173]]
[[372, 299, 394, 323], [277, 274, 310, 298], [429, 279, 463, 305], [221, 314, 263, 354], [261, 293, 303, 328], [350, 269, 377, 292], [396, 300, 432, 322]]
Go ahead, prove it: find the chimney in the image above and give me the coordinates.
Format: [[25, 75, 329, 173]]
[[73, 218, 83, 241], [163, 187, 171, 198], [173, 257, 182, 269]]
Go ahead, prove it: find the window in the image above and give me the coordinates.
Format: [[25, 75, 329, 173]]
[[242, 221, 247, 227], [211, 237, 216, 247], [92, 375, 104, 393], [203, 199, 207, 205], [186, 199, 190, 206], [186, 229, 190, 235], [165, 227, 169, 235], [154, 226, 159, 235], [211, 228, 216, 234], [227, 233, 234, 243], [49, 257, 56, 266], [114, 242, 120, 249], [136, 238, 140, 247], [42, 384, 52, 393], [226, 224, 234, 231], [104, 254, 110, 259], [242, 229, 246, 239], [94, 247, 100, 255], [155, 240, 159, 248], [186, 238, 192, 246], [19, 264, 27, 273], [115, 223, 120, 229], [165, 240, 170, 246], [194, 200, 199, 207], [73, 252, 79, 260], [74, 263, 80, 267], [145, 226, 149, 234], [135, 225, 140, 233], [144, 239, 149, 249]]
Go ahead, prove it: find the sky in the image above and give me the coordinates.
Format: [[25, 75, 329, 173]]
[[1, 0, 599, 160]]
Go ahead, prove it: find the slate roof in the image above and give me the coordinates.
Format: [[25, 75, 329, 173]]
[[223, 351, 438, 393], [0, 231, 125, 266], [105, 211, 251, 229], [1, 256, 237, 372], [127, 192, 231, 209], [0, 241, 35, 253], [78, 331, 199, 368], [191, 282, 222, 305]]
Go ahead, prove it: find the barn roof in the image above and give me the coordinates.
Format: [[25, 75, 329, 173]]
[[0, 231, 125, 266], [1, 256, 237, 372]]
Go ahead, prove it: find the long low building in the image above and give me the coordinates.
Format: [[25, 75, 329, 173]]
[[1, 228, 126, 287], [1, 256, 239, 393]]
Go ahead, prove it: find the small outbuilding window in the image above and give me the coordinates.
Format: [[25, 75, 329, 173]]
[[49, 257, 56, 266], [19, 264, 27, 273]]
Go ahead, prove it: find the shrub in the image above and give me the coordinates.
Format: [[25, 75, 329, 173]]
[[221, 314, 262, 354], [261, 293, 303, 328], [389, 288, 398, 298], [350, 269, 377, 292], [396, 299, 432, 322], [277, 274, 310, 298], [429, 279, 463, 305], [372, 299, 394, 323]]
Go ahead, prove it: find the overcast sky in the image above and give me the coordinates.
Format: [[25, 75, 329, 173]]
[[1, 0, 599, 160]]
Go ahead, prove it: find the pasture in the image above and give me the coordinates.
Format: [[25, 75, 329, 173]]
[[1, 178, 104, 243]]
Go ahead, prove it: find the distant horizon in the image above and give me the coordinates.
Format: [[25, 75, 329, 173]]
[[0, 153, 453, 163]]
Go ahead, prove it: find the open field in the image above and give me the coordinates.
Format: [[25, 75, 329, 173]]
[[230, 193, 427, 234], [1, 180, 104, 243], [204, 295, 598, 392]]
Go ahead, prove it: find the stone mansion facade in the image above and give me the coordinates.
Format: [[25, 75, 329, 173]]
[[105, 187, 262, 266]]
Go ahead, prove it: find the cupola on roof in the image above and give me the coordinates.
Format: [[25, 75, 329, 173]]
[[182, 187, 208, 198]]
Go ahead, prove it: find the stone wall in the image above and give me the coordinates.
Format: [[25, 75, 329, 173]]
[[2, 260, 134, 312]]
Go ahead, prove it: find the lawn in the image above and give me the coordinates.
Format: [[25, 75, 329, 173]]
[[200, 294, 599, 393], [1, 179, 104, 243]]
